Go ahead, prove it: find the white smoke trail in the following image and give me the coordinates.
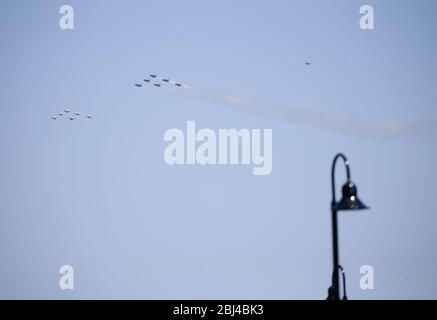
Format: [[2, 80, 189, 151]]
[[160, 82, 436, 140]]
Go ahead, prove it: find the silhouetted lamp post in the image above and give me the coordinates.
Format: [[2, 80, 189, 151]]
[[327, 153, 369, 300]]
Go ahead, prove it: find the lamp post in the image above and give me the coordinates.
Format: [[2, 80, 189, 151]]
[[327, 153, 369, 300]]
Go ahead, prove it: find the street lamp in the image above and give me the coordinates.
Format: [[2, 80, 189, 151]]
[[327, 153, 369, 300]]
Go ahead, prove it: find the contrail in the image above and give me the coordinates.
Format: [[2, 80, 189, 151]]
[[157, 81, 436, 140]]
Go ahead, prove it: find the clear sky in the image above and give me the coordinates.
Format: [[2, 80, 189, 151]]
[[0, 0, 436, 299]]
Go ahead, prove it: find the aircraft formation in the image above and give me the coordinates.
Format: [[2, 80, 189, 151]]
[[134, 74, 182, 88], [135, 65, 312, 89], [134, 65, 313, 90], [50, 108, 92, 120]]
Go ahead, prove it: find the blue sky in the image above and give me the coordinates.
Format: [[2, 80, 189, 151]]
[[0, 0, 436, 299]]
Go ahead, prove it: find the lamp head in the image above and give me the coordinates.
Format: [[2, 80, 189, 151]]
[[334, 180, 369, 211]]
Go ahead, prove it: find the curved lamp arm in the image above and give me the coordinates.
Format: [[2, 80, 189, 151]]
[[331, 153, 351, 206]]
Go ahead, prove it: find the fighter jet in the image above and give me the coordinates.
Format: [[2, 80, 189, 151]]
[[68, 117, 74, 120], [134, 83, 142, 87], [154, 83, 161, 87], [162, 78, 170, 82], [144, 79, 151, 82], [74, 112, 80, 116], [305, 62, 311, 66], [51, 116, 57, 120], [175, 83, 182, 87], [86, 115, 92, 119], [58, 113, 63, 116], [150, 74, 157, 78], [64, 109, 70, 113]]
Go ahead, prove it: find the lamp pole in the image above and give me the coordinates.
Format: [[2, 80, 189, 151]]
[[329, 153, 351, 300]]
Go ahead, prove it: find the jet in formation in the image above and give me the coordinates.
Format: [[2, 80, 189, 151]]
[[135, 73, 184, 88], [51, 109, 92, 120]]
